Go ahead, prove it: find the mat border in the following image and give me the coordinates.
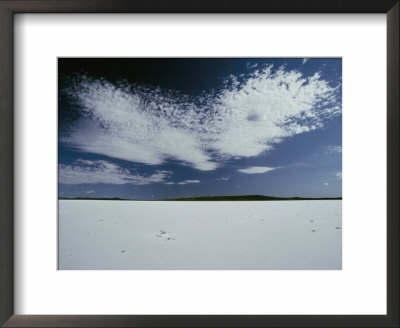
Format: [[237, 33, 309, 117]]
[[0, 1, 398, 327]]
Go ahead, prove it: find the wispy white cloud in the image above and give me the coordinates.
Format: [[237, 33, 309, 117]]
[[59, 160, 171, 185], [288, 162, 307, 167], [302, 58, 309, 64], [61, 66, 340, 171], [237, 166, 276, 174], [216, 177, 229, 181], [327, 145, 342, 154], [246, 62, 258, 69], [177, 179, 200, 185], [323, 182, 329, 186], [85, 190, 95, 194], [336, 172, 342, 179]]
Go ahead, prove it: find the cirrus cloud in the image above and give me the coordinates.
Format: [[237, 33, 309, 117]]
[[177, 180, 201, 185], [60, 66, 341, 171], [59, 160, 171, 185], [327, 146, 342, 154], [237, 166, 277, 174]]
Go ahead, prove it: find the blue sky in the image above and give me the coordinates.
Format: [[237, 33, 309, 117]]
[[58, 58, 342, 200]]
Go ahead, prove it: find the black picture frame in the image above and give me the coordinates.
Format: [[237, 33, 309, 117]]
[[0, 1, 398, 327]]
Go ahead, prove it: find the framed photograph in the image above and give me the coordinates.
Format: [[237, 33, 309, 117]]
[[0, 1, 398, 327], [58, 57, 343, 271]]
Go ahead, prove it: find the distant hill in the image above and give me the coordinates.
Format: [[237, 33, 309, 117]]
[[163, 195, 342, 201], [58, 197, 130, 201]]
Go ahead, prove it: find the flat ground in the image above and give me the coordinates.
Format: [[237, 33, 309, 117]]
[[59, 200, 341, 270]]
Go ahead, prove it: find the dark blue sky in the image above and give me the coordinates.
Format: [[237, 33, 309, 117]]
[[58, 58, 342, 200]]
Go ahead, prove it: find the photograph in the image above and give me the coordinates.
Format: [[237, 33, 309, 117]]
[[58, 58, 342, 270]]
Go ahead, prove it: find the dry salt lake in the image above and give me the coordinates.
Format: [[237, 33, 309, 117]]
[[58, 200, 341, 270]]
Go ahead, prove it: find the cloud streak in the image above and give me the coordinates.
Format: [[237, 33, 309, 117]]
[[60, 66, 341, 171], [177, 180, 201, 185], [237, 166, 276, 174], [59, 160, 171, 185], [327, 146, 342, 154]]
